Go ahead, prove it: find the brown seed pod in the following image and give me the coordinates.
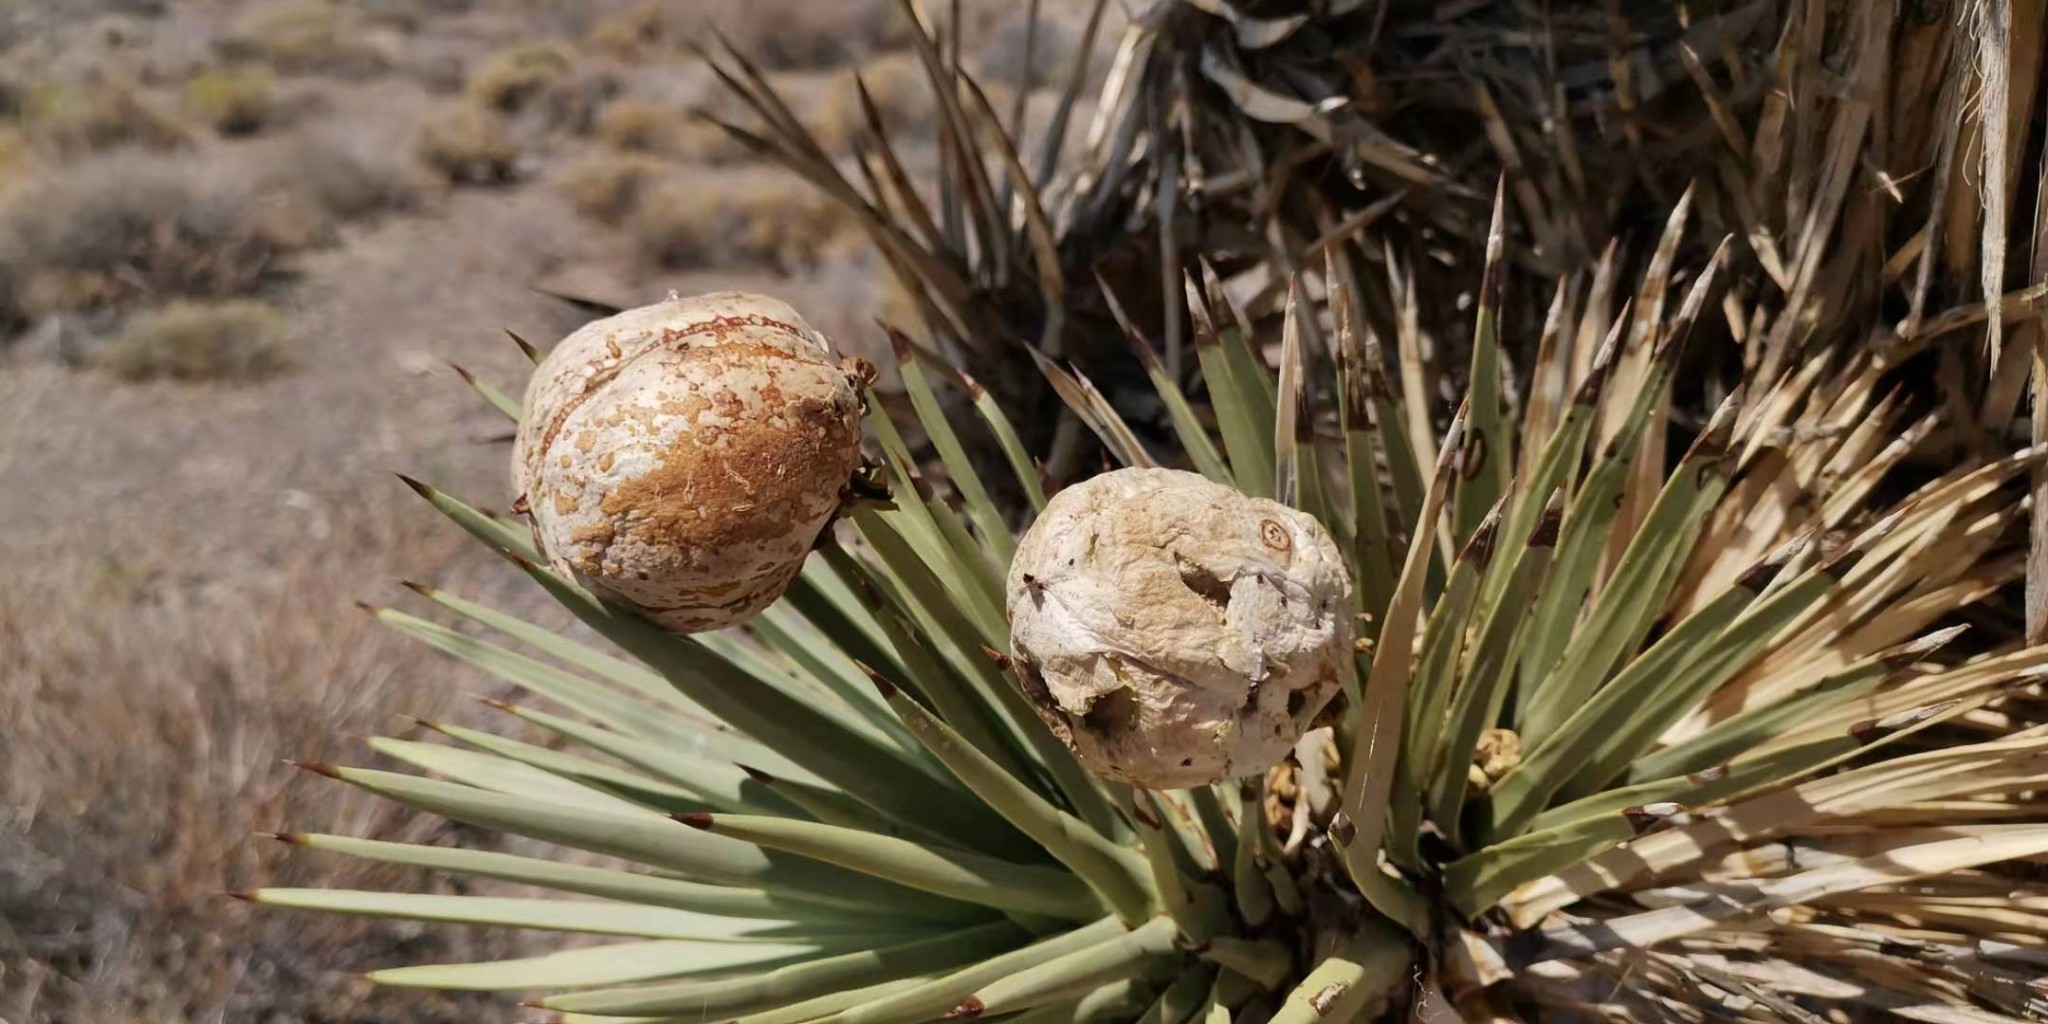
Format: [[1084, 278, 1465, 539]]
[[512, 292, 866, 633], [1005, 467, 1354, 789]]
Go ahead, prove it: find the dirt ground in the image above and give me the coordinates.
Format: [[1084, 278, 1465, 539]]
[[0, 1, 1101, 1020]]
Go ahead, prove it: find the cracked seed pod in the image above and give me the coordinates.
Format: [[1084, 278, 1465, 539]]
[[1005, 467, 1354, 789], [512, 292, 867, 633]]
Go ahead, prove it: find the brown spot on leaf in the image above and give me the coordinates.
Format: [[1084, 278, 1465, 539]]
[[1459, 432, 1488, 479], [1309, 983, 1347, 1015]]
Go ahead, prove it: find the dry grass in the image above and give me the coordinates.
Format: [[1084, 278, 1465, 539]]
[[972, 8, 1079, 87], [583, 2, 666, 60], [703, 0, 912, 69], [21, 76, 194, 153], [557, 151, 668, 225], [464, 42, 575, 114], [462, 42, 615, 137], [593, 96, 671, 151], [358, 0, 474, 32], [0, 154, 278, 318], [628, 173, 853, 272], [182, 67, 277, 136], [222, 1, 391, 77], [263, 126, 429, 225], [665, 117, 752, 164], [414, 102, 516, 185], [0, 504, 533, 1023], [0, 127, 40, 199], [596, 98, 747, 163], [808, 52, 936, 152], [582, 0, 910, 68], [0, 140, 422, 321], [91, 299, 293, 383]]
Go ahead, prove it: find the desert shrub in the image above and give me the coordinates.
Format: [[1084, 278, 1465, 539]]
[[360, 0, 471, 31], [809, 52, 936, 151], [0, 155, 280, 317], [0, 126, 39, 196], [182, 66, 277, 136], [695, 0, 911, 69], [595, 98, 747, 163], [584, 0, 910, 67], [557, 152, 668, 225], [413, 102, 515, 185], [584, 2, 666, 58], [22, 76, 193, 152], [222, 128, 427, 252], [465, 42, 574, 113], [223, 1, 389, 77], [973, 8, 1079, 87], [268, 127, 427, 222], [0, 74, 24, 120], [669, 117, 751, 164], [0, 141, 405, 322], [91, 299, 293, 383], [462, 43, 615, 135], [594, 96, 671, 152], [630, 174, 851, 271], [537, 66, 620, 135]]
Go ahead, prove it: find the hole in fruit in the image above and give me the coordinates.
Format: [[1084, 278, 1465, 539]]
[[1012, 658, 1075, 744], [1287, 689, 1308, 718], [1082, 686, 1141, 735], [1015, 657, 1052, 702], [1176, 556, 1232, 611]]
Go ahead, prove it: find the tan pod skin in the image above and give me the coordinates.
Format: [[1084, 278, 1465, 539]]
[[514, 292, 867, 633], [1007, 467, 1354, 789]]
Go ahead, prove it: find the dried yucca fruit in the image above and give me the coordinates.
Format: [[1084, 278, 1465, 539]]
[[1006, 467, 1353, 789], [512, 291, 867, 633]]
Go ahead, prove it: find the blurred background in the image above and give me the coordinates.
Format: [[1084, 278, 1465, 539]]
[[0, 2, 1110, 1020]]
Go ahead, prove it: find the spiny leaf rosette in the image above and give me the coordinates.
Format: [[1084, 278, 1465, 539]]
[[259, 193, 2048, 1020], [268, 195, 2048, 1024]]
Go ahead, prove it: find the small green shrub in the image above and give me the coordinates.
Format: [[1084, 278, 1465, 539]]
[[93, 299, 293, 383], [183, 67, 277, 136]]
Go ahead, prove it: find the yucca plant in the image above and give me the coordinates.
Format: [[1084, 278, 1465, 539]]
[[246, 2, 2048, 1020], [690, 0, 2046, 495], [251, 169, 2048, 1018]]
